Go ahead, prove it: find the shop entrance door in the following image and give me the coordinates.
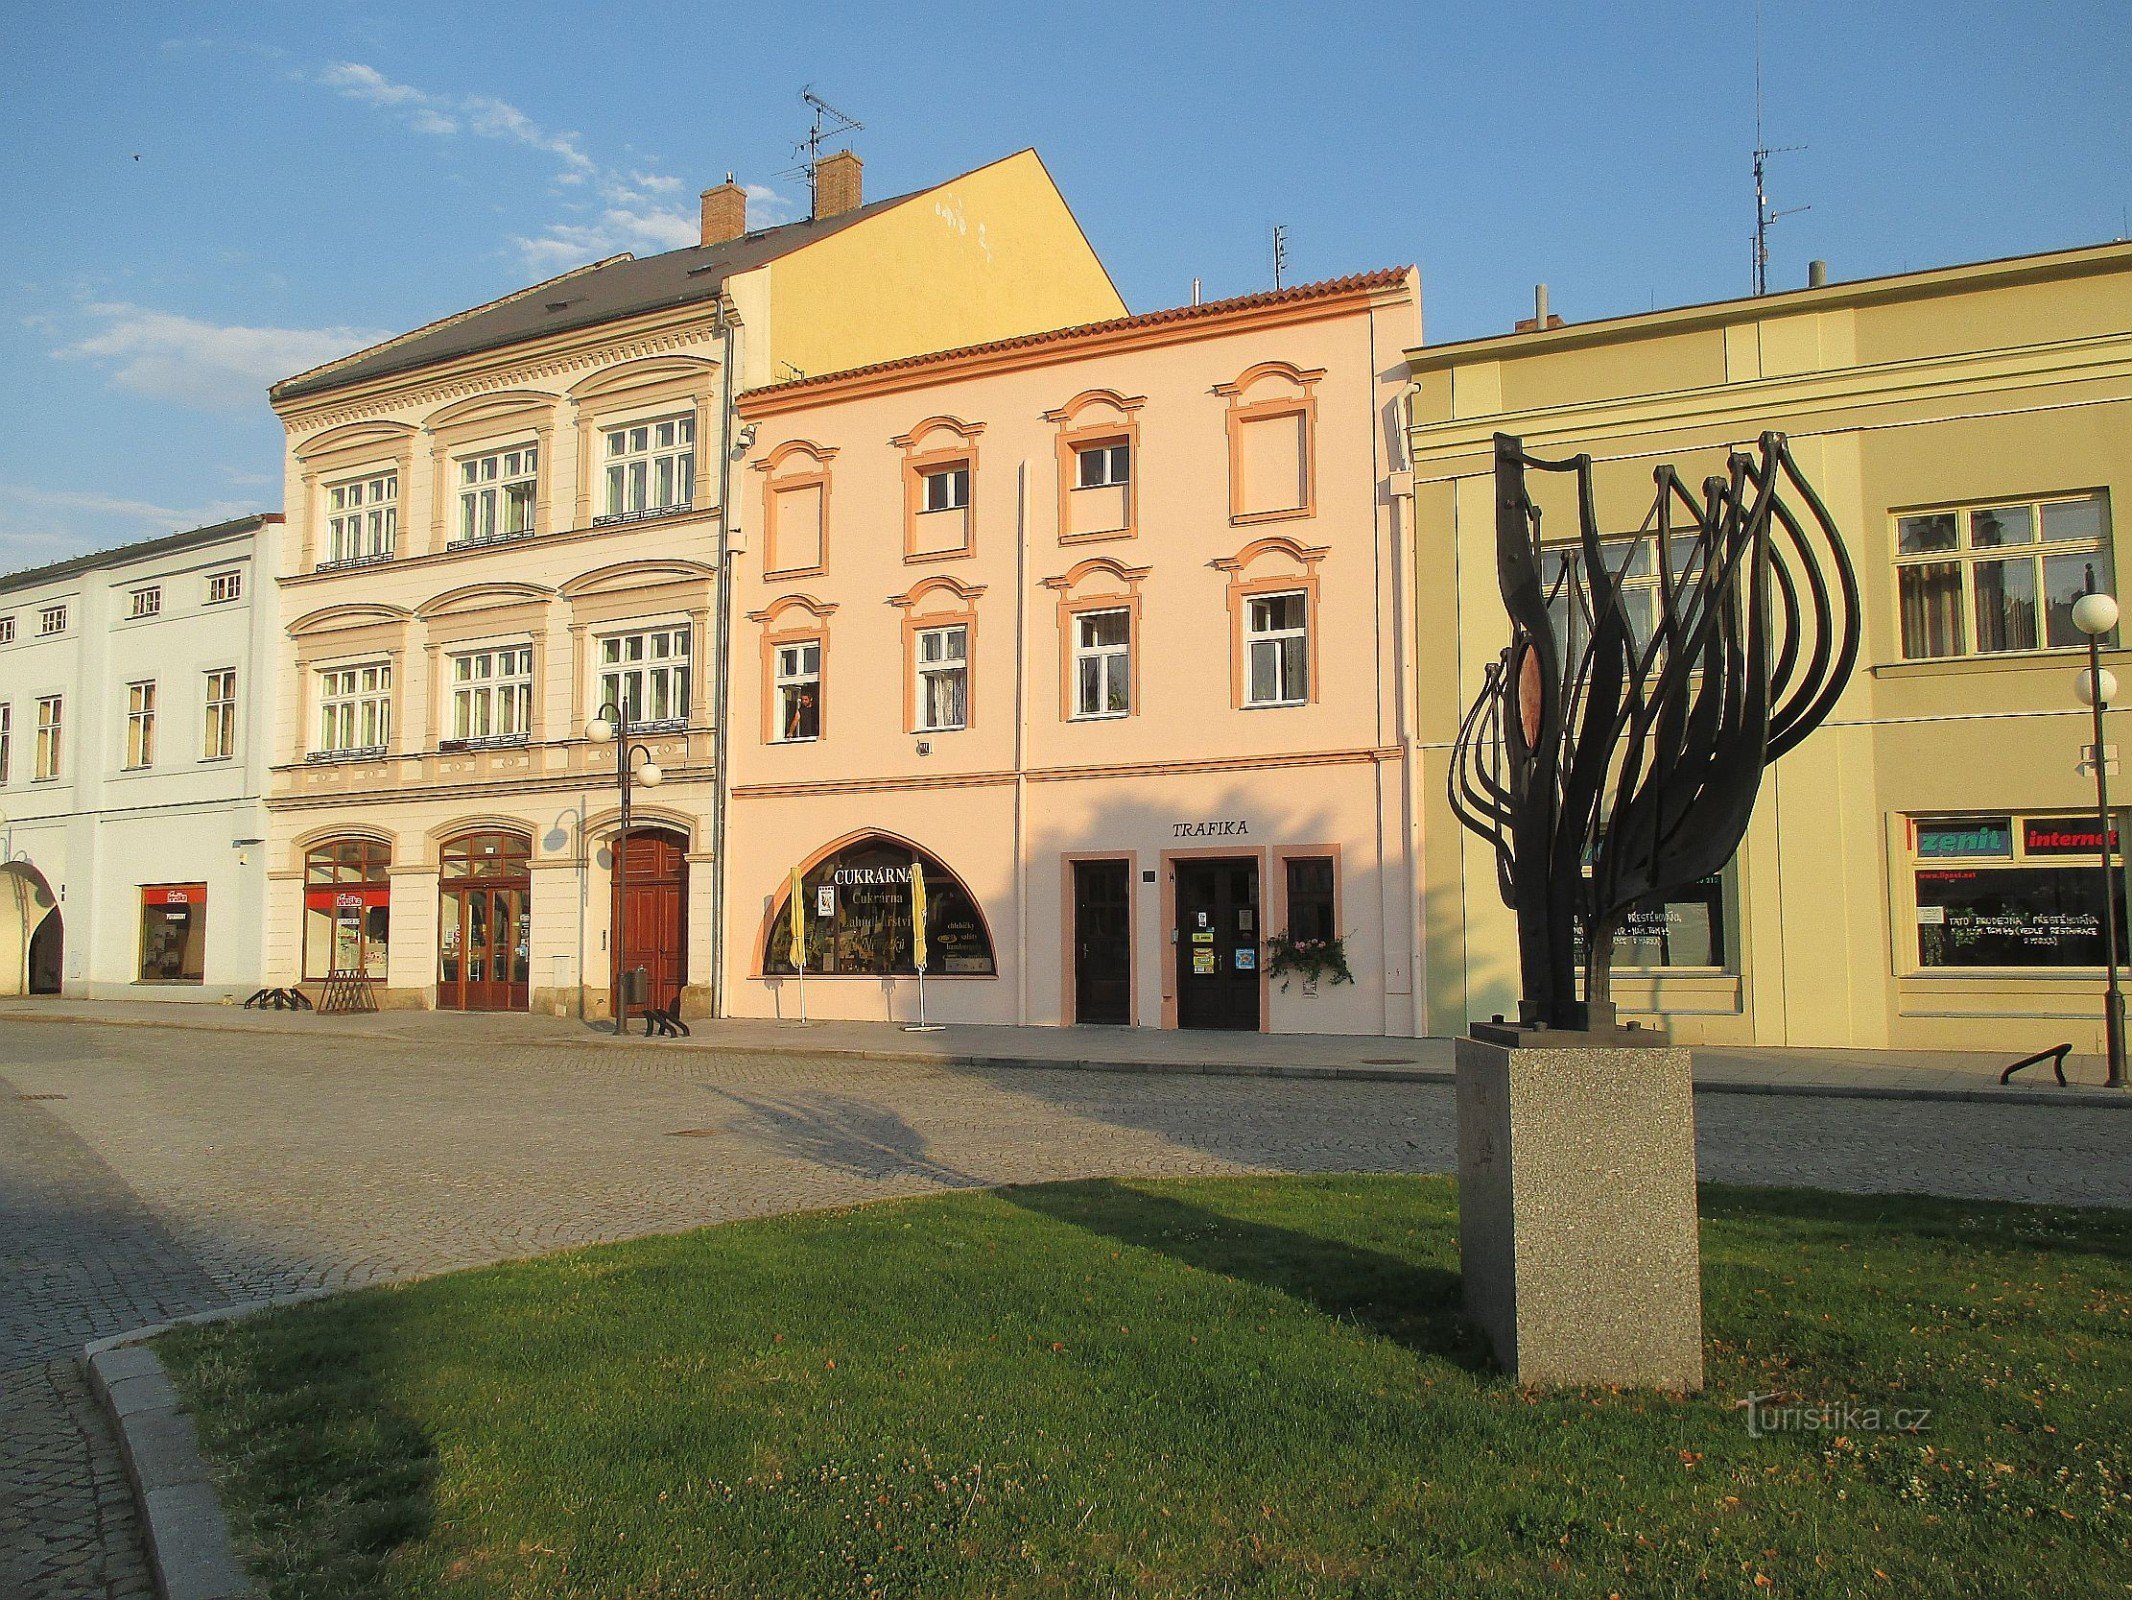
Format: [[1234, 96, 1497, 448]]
[[1072, 859, 1131, 1024], [612, 828, 688, 1019], [439, 886, 529, 1011], [1174, 857, 1261, 1031]]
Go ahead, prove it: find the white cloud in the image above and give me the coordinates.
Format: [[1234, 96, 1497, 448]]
[[56, 302, 393, 411], [0, 483, 264, 574], [307, 59, 801, 271]]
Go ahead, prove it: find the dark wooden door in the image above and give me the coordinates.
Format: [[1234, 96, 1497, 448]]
[[1175, 858, 1261, 1031], [612, 829, 688, 1018], [27, 910, 61, 994], [1073, 859, 1131, 1024]]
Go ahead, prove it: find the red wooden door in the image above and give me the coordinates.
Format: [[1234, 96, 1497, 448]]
[[612, 828, 688, 1017]]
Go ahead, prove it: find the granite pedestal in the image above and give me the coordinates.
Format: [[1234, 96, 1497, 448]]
[[1455, 1032, 1703, 1390]]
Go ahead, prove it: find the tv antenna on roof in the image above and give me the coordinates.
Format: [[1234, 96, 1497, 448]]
[[1271, 223, 1289, 290], [787, 87, 864, 220], [1751, 1, 1808, 296]]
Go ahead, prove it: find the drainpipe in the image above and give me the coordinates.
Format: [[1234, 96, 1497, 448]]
[[709, 297, 741, 1018], [1014, 459, 1030, 1025]]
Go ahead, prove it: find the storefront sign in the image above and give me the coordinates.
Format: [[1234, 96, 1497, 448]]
[[308, 884, 390, 911], [1172, 820, 1249, 839], [1192, 949, 1216, 975], [144, 883, 207, 906], [830, 864, 912, 885], [1915, 819, 2012, 859], [2022, 817, 2120, 857]]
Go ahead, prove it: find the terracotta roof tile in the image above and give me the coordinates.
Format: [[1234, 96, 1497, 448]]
[[740, 267, 1412, 403]]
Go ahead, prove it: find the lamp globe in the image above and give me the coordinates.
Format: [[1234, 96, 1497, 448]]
[[2073, 591, 2120, 638]]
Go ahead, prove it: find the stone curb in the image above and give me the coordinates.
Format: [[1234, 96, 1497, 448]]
[[9, 1004, 2128, 1107], [84, 1291, 336, 1600]]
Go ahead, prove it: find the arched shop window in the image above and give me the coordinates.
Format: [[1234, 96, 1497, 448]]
[[764, 836, 995, 976], [303, 838, 391, 980]]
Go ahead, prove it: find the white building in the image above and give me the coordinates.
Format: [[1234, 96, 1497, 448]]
[[0, 514, 281, 1000]]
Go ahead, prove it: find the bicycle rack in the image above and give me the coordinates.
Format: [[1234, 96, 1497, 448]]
[[2001, 1043, 2073, 1086]]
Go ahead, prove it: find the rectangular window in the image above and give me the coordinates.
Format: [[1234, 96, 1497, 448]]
[[1238, 410, 1307, 516], [774, 639, 822, 742], [324, 471, 398, 565], [124, 681, 156, 769], [1246, 591, 1310, 706], [1911, 811, 2132, 968], [39, 605, 66, 636], [1895, 492, 2112, 660], [1285, 856, 1335, 944], [450, 645, 534, 742], [597, 626, 691, 728], [921, 464, 970, 513], [915, 624, 968, 732], [600, 415, 694, 522], [770, 480, 825, 573], [138, 886, 207, 983], [1072, 608, 1131, 719], [205, 570, 243, 604], [1075, 441, 1131, 489], [456, 443, 539, 545], [0, 616, 14, 644], [1578, 874, 1730, 970], [1539, 536, 1687, 667], [34, 696, 61, 780], [203, 669, 236, 761], [128, 587, 161, 619], [315, 663, 392, 756], [0, 703, 10, 784]]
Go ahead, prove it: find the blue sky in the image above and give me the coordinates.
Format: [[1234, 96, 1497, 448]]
[[1, 1, 2125, 570]]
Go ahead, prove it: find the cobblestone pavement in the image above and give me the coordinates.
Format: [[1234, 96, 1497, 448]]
[[3, 1020, 2128, 1595]]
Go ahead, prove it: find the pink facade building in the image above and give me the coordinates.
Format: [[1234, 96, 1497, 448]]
[[724, 270, 1423, 1033]]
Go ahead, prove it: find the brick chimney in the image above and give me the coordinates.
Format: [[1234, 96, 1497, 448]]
[[699, 174, 746, 247], [813, 149, 862, 219]]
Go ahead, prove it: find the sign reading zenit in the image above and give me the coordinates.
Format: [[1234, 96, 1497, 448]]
[[1915, 818, 2011, 859], [2023, 818, 2121, 856], [1172, 820, 1249, 838]]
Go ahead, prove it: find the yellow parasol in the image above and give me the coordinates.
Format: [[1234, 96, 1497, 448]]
[[789, 864, 806, 970], [909, 859, 928, 971]]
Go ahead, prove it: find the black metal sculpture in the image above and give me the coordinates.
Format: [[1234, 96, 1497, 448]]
[[1450, 431, 1861, 1035]]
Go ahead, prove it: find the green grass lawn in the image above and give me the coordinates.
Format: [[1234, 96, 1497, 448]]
[[160, 1176, 2132, 1599]]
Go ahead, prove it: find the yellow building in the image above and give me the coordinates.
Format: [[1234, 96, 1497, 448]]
[[263, 149, 1123, 1017], [1406, 241, 2132, 1052]]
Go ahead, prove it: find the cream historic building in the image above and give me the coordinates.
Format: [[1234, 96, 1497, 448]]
[[1408, 240, 2132, 1053], [262, 149, 1124, 1015]]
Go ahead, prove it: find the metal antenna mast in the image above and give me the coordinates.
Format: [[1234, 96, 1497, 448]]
[[792, 87, 863, 220], [1271, 224, 1289, 290], [1751, 2, 1808, 295]]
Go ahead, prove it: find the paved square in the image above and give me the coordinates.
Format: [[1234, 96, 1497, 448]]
[[4, 1018, 2127, 1596]]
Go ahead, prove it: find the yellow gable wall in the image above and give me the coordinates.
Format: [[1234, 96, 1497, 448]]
[[766, 149, 1127, 381]]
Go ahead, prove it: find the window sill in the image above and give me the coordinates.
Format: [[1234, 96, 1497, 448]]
[[591, 503, 695, 529], [1242, 699, 1309, 711], [770, 736, 822, 746], [1871, 646, 2122, 680], [437, 734, 532, 753], [915, 725, 968, 737], [305, 747, 390, 764], [313, 552, 397, 573], [1899, 968, 2127, 982], [1069, 711, 1131, 723], [133, 978, 204, 987], [444, 529, 539, 553], [197, 755, 234, 764], [1231, 506, 1310, 527]]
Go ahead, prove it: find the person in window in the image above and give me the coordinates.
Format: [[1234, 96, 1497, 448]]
[[784, 682, 820, 742]]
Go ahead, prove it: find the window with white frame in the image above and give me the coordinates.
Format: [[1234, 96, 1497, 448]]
[[1895, 492, 2114, 660], [456, 444, 539, 545], [1245, 591, 1310, 706], [449, 645, 534, 742], [203, 669, 236, 761], [774, 639, 822, 741], [206, 570, 242, 604], [128, 587, 161, 619], [0, 702, 11, 784], [1072, 608, 1131, 719], [0, 616, 13, 644], [1075, 441, 1131, 489], [921, 464, 970, 513], [34, 696, 61, 780], [324, 471, 398, 565], [915, 624, 968, 732], [597, 626, 690, 727], [39, 605, 66, 636], [316, 663, 391, 756], [600, 415, 694, 522], [124, 681, 156, 769]]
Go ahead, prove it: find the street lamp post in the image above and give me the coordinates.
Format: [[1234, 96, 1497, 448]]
[[2073, 590, 2126, 1088], [586, 704, 664, 1036]]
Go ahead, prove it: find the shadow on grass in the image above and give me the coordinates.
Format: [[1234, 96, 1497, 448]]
[[1000, 1177, 1493, 1373], [1696, 1181, 2132, 1260], [164, 1299, 439, 1599]]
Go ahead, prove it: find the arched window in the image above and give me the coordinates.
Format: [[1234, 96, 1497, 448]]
[[303, 838, 391, 980], [764, 836, 995, 976], [441, 830, 532, 879]]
